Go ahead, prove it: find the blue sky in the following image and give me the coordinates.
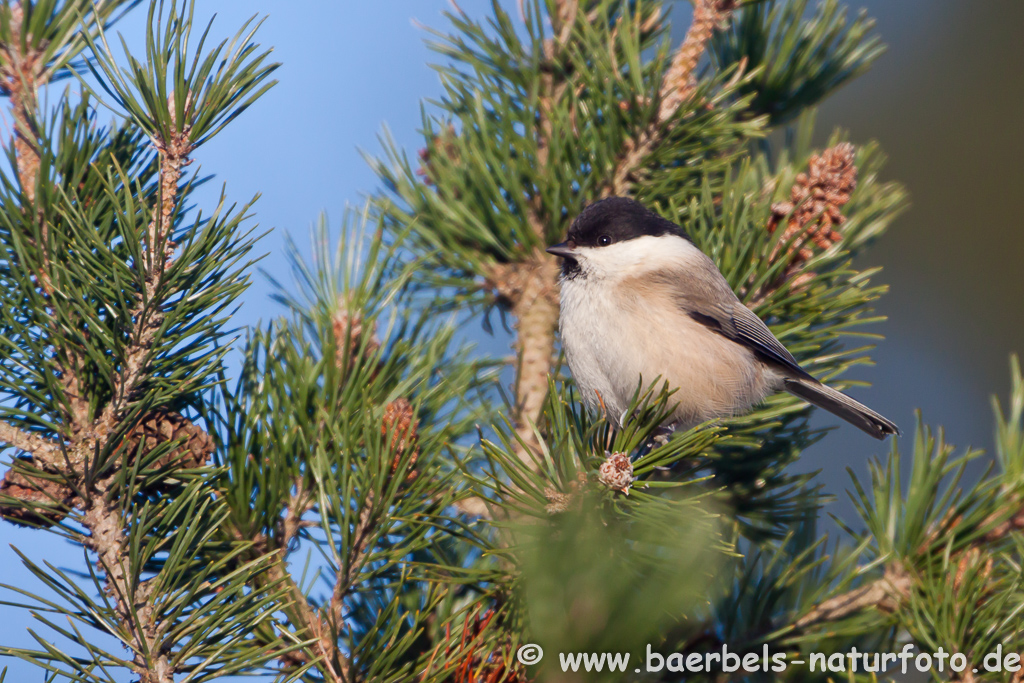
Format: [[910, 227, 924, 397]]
[[3, 1, 1023, 679], [0, 1, 478, 674]]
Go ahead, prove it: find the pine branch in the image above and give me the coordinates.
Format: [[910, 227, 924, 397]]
[[780, 388, 1024, 644], [506, 257, 560, 464], [332, 492, 377, 605], [501, 0, 574, 466], [88, 99, 191, 443], [53, 99, 193, 683], [711, 0, 884, 126], [252, 537, 353, 682], [0, 6, 104, 492], [0, 5, 277, 679], [82, 499, 174, 683], [215, 221, 492, 680], [795, 488, 1024, 632]]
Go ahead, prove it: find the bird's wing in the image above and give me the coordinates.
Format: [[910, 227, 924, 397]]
[[709, 303, 814, 381], [655, 260, 815, 382]]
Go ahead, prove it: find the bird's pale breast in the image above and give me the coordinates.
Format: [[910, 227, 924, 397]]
[[559, 274, 778, 427]]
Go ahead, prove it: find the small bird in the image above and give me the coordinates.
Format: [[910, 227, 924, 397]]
[[546, 197, 899, 440]]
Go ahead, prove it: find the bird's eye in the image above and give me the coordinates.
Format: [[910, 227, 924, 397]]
[[597, 235, 612, 247]]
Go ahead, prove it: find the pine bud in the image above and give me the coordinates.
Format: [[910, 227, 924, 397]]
[[381, 398, 419, 481], [332, 296, 379, 373], [415, 124, 459, 186], [544, 471, 588, 514]]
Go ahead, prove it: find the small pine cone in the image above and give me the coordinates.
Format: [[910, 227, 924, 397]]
[[127, 409, 215, 470], [766, 143, 858, 276], [0, 458, 77, 527], [598, 452, 634, 494], [382, 398, 419, 480]]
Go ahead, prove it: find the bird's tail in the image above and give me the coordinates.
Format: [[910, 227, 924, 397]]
[[783, 378, 899, 440]]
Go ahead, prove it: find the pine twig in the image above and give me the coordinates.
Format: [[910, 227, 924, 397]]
[[280, 476, 313, 551], [658, 0, 736, 120], [255, 494, 376, 682], [794, 564, 912, 629], [89, 97, 193, 443], [256, 541, 352, 682], [796, 492, 1024, 632], [83, 498, 174, 683], [0, 423, 61, 462], [607, 0, 736, 197], [330, 492, 377, 624], [1, 3, 41, 202]]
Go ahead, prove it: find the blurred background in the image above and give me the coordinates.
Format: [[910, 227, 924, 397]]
[[794, 0, 1024, 514], [1, 0, 1022, 670]]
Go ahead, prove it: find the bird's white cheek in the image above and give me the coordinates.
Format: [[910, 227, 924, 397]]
[[575, 235, 707, 281]]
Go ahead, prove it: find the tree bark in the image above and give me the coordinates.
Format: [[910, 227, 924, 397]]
[[511, 255, 561, 462]]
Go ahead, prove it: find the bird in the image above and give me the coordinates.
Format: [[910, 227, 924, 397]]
[[546, 196, 899, 440]]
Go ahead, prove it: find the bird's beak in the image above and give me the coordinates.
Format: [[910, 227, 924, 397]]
[[546, 241, 577, 259]]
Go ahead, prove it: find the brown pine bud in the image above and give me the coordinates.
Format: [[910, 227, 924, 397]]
[[415, 124, 459, 186], [544, 470, 589, 514], [332, 297, 379, 373]]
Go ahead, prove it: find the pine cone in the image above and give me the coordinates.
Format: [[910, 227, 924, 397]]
[[126, 409, 214, 471], [1, 411, 212, 527], [598, 452, 634, 494], [767, 142, 857, 264], [0, 458, 76, 527]]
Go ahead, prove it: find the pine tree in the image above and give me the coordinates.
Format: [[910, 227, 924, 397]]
[[2, 1, 1024, 683]]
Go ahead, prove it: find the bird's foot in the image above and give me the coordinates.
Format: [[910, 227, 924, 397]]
[[636, 423, 677, 459]]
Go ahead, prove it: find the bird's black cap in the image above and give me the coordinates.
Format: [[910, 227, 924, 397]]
[[566, 196, 689, 248]]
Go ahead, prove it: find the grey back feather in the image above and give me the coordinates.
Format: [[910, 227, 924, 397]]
[[650, 257, 815, 382]]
